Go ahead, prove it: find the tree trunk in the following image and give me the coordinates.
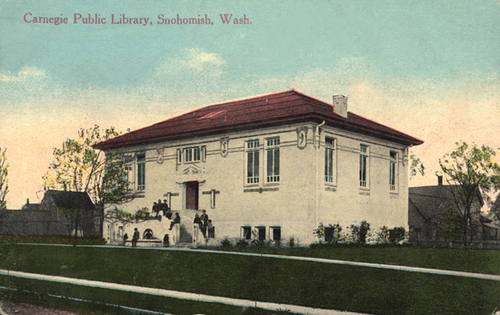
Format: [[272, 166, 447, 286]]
[[99, 203, 104, 237], [73, 215, 79, 246]]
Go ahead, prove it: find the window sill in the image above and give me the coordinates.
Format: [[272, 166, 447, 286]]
[[263, 182, 280, 187], [182, 161, 202, 165], [132, 190, 146, 198], [244, 183, 260, 189]]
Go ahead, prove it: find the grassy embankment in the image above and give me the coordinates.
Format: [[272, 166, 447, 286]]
[[0, 243, 499, 315]]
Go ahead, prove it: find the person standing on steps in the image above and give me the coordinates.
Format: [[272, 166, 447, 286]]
[[200, 210, 209, 238]]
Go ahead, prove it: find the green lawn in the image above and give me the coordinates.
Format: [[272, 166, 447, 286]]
[[226, 243, 500, 275], [0, 243, 499, 315]]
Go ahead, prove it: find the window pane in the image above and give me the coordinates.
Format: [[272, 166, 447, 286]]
[[266, 137, 280, 183], [359, 145, 368, 187], [137, 153, 145, 190], [194, 147, 200, 161], [274, 149, 279, 176], [254, 150, 259, 182], [247, 140, 259, 184], [247, 152, 253, 178], [267, 149, 273, 174], [389, 151, 397, 190]]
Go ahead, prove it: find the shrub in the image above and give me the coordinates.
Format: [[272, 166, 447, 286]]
[[274, 238, 282, 248], [376, 226, 390, 244], [376, 226, 407, 244], [348, 220, 371, 244], [389, 226, 407, 244], [220, 237, 231, 249], [236, 238, 248, 248], [314, 223, 345, 244], [288, 236, 295, 248]]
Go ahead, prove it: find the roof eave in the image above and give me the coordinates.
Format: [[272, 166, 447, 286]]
[[94, 112, 423, 151]]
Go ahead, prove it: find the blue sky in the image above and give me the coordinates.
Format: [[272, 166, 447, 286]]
[[1, 0, 500, 208]]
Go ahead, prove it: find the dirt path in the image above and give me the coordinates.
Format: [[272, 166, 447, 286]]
[[0, 300, 85, 315]]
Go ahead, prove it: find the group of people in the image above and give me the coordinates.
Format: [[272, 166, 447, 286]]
[[128, 206, 213, 247], [194, 210, 213, 239], [152, 199, 172, 219]]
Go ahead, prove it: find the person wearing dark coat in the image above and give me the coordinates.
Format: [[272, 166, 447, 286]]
[[132, 228, 140, 247], [162, 199, 172, 219], [200, 210, 209, 238], [169, 213, 180, 230], [193, 214, 202, 230], [152, 202, 159, 216]]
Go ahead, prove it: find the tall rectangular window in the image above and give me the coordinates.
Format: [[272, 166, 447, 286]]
[[359, 145, 368, 187], [325, 137, 336, 183], [266, 137, 280, 183], [389, 151, 397, 191], [247, 139, 259, 184], [137, 152, 145, 191], [125, 165, 133, 185]]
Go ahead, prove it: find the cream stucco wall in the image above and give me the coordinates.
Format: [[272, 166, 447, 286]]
[[105, 121, 410, 246]]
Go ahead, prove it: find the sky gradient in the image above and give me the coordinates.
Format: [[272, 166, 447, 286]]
[[1, 0, 499, 208]]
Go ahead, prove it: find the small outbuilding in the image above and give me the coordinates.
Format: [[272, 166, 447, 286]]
[[0, 190, 99, 236]]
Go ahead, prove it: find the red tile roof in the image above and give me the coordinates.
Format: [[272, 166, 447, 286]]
[[94, 90, 423, 150]]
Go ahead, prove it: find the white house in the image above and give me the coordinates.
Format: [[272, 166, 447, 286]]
[[94, 90, 423, 246]]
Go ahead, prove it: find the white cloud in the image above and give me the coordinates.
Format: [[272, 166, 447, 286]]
[[183, 48, 226, 70], [0, 66, 48, 82], [155, 48, 226, 76]]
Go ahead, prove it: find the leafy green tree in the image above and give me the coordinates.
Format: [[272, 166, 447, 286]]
[[410, 153, 425, 179], [439, 141, 500, 246], [0, 148, 8, 210], [43, 125, 131, 238]]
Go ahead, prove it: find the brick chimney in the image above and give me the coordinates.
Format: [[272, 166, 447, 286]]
[[333, 94, 348, 118], [437, 175, 443, 186]]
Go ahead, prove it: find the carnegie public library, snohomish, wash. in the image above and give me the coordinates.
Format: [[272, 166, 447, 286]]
[[94, 90, 423, 247]]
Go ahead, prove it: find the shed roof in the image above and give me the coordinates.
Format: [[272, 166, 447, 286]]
[[94, 90, 423, 150], [44, 190, 95, 210], [409, 185, 484, 221]]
